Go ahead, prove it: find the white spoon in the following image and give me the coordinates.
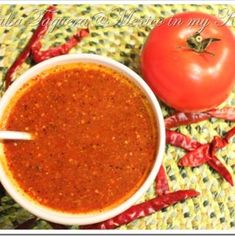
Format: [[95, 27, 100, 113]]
[[0, 131, 32, 140]]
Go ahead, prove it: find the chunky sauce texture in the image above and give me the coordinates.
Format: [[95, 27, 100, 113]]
[[3, 63, 157, 213]]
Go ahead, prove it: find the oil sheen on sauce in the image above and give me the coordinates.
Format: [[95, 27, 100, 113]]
[[3, 63, 157, 213]]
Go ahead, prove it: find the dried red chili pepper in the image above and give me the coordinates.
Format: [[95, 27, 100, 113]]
[[210, 136, 228, 156], [177, 127, 234, 185], [224, 126, 235, 141], [207, 107, 235, 121], [209, 126, 235, 155], [166, 130, 201, 151], [165, 107, 235, 129], [178, 144, 211, 167], [155, 165, 169, 195], [5, 6, 56, 89], [175, 126, 235, 156], [165, 112, 210, 129], [180, 148, 233, 185], [31, 28, 89, 63], [80, 190, 199, 229], [207, 156, 234, 186]]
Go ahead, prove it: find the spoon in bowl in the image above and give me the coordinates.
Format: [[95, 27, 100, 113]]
[[0, 131, 32, 140]]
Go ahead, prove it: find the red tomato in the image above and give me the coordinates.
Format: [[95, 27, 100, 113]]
[[141, 12, 235, 112]]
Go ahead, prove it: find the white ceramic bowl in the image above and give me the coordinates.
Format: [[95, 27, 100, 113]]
[[0, 54, 165, 225]]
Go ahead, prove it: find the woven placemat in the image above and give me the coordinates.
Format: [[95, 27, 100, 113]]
[[0, 4, 235, 230]]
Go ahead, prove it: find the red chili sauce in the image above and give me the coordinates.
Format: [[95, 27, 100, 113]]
[[3, 63, 157, 213]]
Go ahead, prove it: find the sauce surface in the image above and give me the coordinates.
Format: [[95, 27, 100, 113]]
[[3, 63, 157, 213]]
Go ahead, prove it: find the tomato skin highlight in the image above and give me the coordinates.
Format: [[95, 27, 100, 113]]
[[141, 12, 235, 112]]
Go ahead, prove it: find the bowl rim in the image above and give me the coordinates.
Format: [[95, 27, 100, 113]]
[[0, 53, 165, 225]]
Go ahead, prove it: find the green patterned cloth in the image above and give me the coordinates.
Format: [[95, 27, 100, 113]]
[[0, 4, 235, 230]]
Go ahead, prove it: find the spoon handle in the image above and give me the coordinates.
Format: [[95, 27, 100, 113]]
[[0, 131, 32, 140]]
